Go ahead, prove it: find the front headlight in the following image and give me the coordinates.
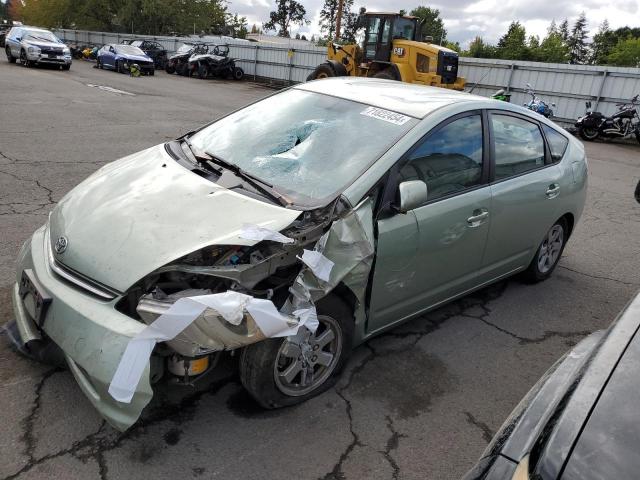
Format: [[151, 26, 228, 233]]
[[63, 47, 70, 55], [27, 46, 40, 54]]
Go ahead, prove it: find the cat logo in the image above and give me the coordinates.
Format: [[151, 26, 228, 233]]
[[392, 47, 405, 57]]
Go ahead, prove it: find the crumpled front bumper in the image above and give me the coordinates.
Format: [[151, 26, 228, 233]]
[[11, 225, 153, 431]]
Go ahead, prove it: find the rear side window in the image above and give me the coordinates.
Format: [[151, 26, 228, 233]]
[[492, 114, 545, 180], [543, 125, 569, 162], [400, 114, 484, 202]]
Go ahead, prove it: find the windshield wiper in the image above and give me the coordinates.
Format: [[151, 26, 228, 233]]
[[203, 149, 293, 207], [179, 136, 291, 207]]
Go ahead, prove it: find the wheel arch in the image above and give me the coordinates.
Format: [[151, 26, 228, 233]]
[[559, 212, 575, 238]]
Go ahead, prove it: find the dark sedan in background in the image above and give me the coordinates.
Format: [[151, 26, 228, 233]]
[[96, 43, 155, 75], [123, 39, 168, 69], [465, 290, 640, 479]]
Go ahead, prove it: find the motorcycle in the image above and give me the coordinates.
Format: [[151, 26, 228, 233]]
[[575, 95, 640, 143], [491, 89, 511, 102], [523, 83, 555, 118]]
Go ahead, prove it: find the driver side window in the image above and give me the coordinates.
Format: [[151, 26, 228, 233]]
[[399, 114, 484, 203]]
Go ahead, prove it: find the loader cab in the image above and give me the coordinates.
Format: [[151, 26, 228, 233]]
[[359, 12, 420, 62]]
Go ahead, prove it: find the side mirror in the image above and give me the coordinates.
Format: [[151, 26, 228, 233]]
[[397, 180, 428, 213]]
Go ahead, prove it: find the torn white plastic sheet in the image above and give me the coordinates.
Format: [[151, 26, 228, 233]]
[[239, 224, 294, 244], [108, 291, 316, 403], [298, 250, 334, 282]]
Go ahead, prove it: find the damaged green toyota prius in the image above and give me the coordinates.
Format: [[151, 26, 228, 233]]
[[10, 77, 587, 431]]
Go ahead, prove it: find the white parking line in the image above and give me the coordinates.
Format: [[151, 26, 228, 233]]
[[86, 84, 135, 96]]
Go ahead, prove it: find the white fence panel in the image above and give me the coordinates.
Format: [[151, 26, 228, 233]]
[[54, 29, 640, 125]]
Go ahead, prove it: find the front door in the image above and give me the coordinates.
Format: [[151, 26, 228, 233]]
[[368, 112, 492, 333]]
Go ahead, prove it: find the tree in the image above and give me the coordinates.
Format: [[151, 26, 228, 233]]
[[250, 24, 259, 34], [263, 0, 309, 38], [559, 19, 569, 42], [607, 36, 640, 66], [539, 30, 569, 63], [497, 21, 529, 60], [567, 12, 588, 64], [319, 0, 354, 40], [467, 36, 487, 57], [340, 8, 359, 43], [226, 13, 248, 38], [444, 40, 460, 52], [591, 20, 617, 64], [528, 35, 541, 61], [410, 6, 446, 44]]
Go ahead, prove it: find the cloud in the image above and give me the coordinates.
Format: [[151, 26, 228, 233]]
[[234, 0, 637, 47]]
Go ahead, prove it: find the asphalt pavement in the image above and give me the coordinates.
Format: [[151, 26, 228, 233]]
[[1, 59, 639, 480]]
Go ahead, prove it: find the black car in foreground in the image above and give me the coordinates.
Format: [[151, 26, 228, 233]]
[[464, 291, 640, 479]]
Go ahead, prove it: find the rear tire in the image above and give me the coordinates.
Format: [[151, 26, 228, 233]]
[[521, 218, 568, 283], [165, 64, 175, 74], [308, 63, 335, 80], [240, 294, 354, 409], [6, 46, 16, 63], [232, 66, 244, 81]]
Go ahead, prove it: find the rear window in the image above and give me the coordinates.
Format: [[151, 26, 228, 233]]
[[543, 125, 569, 162]]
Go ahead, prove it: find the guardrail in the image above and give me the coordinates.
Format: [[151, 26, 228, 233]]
[[55, 28, 640, 125]]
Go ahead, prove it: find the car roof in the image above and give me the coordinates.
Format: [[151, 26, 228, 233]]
[[295, 77, 487, 119]]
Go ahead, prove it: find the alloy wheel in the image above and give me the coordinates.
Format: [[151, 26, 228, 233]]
[[274, 315, 342, 396], [537, 224, 564, 274]]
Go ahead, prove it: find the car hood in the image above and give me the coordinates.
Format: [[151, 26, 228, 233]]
[[25, 40, 64, 49], [561, 324, 640, 479], [118, 53, 152, 62], [48, 144, 302, 292]]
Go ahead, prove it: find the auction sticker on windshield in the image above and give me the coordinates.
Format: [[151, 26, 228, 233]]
[[360, 106, 411, 126]]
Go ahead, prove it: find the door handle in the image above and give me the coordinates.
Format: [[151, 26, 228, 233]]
[[546, 183, 560, 198], [467, 209, 489, 227]]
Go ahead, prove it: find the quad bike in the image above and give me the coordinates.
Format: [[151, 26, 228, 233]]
[[523, 83, 555, 118], [165, 43, 208, 76], [575, 95, 640, 143], [188, 44, 244, 80]]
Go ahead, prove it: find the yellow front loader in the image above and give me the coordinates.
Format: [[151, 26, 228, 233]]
[[308, 11, 465, 91]]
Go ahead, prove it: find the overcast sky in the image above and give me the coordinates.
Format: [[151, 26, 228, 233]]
[[231, 0, 640, 47]]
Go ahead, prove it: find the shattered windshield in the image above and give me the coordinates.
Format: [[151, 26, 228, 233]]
[[190, 89, 417, 204]]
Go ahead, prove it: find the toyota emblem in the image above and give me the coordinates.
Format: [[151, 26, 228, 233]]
[[54, 236, 68, 254]]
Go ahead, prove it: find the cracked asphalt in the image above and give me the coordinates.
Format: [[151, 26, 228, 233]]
[[1, 60, 640, 480]]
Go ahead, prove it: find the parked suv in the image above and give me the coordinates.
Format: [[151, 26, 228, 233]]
[[4, 26, 72, 69]]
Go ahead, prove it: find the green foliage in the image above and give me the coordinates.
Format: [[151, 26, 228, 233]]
[[13, 0, 242, 35], [263, 0, 308, 38], [567, 12, 588, 63], [538, 31, 569, 63], [607, 36, 640, 66], [318, 0, 354, 41], [497, 21, 529, 60], [410, 6, 446, 43]]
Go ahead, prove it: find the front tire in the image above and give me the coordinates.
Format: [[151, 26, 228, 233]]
[[308, 63, 335, 81], [373, 70, 396, 80], [522, 218, 568, 283], [19, 49, 31, 67], [165, 64, 175, 74], [240, 294, 354, 408], [197, 64, 208, 79], [6, 46, 16, 63], [579, 126, 599, 141]]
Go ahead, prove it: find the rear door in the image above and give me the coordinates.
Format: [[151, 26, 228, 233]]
[[480, 111, 562, 280], [368, 111, 492, 333]]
